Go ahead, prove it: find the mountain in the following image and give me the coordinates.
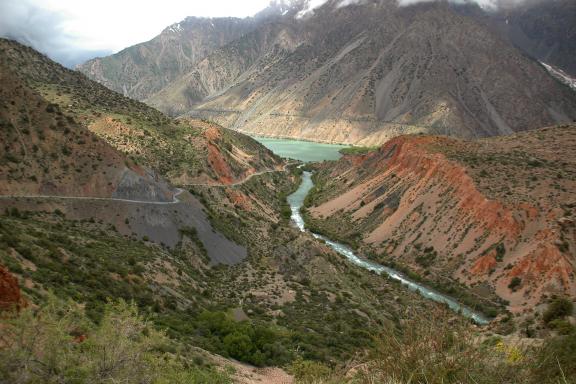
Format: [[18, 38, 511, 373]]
[[0, 57, 172, 200], [482, 0, 576, 77], [79, 0, 576, 145], [3, 36, 576, 383], [305, 124, 576, 315], [0, 38, 281, 186], [77, 16, 263, 101]]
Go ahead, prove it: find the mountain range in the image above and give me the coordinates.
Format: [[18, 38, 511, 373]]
[[79, 0, 576, 145], [1, 38, 442, 381]]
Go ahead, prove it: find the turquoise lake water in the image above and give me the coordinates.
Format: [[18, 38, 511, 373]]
[[253, 137, 348, 162]]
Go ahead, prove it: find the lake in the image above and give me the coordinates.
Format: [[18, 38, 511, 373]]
[[253, 137, 348, 162]]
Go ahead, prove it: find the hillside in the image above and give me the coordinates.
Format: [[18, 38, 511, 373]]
[[78, 16, 260, 101], [481, 0, 576, 77], [305, 124, 576, 320], [80, 0, 576, 145], [0, 53, 174, 201], [0, 38, 281, 186]]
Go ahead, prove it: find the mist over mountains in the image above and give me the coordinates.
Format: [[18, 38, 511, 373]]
[[0, 0, 112, 67]]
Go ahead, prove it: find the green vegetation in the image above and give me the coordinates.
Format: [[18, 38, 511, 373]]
[[339, 146, 378, 156], [4, 297, 576, 384], [381, 258, 502, 318], [0, 297, 231, 384], [508, 277, 522, 291], [307, 311, 576, 384], [415, 246, 438, 268], [543, 297, 574, 325], [288, 357, 332, 383], [193, 311, 292, 366], [179, 226, 209, 263]]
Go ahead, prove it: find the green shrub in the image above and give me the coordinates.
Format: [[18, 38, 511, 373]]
[[543, 297, 574, 324], [495, 243, 506, 262], [548, 319, 575, 335], [0, 296, 232, 384], [531, 332, 576, 383], [289, 357, 332, 383], [354, 310, 525, 384], [194, 311, 292, 367], [508, 277, 522, 291]]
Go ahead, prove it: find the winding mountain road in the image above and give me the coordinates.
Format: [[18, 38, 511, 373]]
[[183, 163, 292, 188], [0, 164, 292, 204], [0, 188, 186, 205]]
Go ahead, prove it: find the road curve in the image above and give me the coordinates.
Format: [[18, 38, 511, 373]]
[[182, 163, 293, 188], [0, 163, 294, 204], [0, 188, 185, 205]]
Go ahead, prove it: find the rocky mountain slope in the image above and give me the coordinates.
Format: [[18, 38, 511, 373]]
[[305, 124, 576, 318], [0, 38, 281, 186], [80, 0, 576, 145], [0, 58, 172, 201], [77, 17, 260, 101], [479, 0, 576, 77], [0, 37, 250, 263]]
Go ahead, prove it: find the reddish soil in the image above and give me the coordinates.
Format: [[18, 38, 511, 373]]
[[0, 265, 24, 311], [311, 126, 576, 313]]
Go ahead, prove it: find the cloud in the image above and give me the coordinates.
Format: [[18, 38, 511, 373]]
[[396, 0, 535, 9], [0, 0, 111, 68], [295, 0, 363, 18], [397, 0, 494, 9]]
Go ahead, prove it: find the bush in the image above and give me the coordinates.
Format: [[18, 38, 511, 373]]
[[0, 296, 232, 384], [289, 357, 332, 383], [548, 319, 575, 335], [353, 310, 526, 383], [194, 311, 292, 367], [532, 332, 576, 383], [508, 277, 522, 291], [543, 297, 574, 324]]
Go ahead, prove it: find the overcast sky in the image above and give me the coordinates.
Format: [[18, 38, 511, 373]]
[[0, 0, 271, 67]]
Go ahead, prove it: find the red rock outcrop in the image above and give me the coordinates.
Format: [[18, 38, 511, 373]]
[[311, 129, 576, 313], [0, 265, 24, 312]]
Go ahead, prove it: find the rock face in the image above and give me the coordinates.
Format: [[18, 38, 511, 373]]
[[79, 0, 576, 145], [308, 124, 576, 313], [477, 0, 576, 77], [0, 265, 24, 311]]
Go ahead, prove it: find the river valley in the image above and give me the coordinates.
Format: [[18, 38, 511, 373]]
[[252, 135, 491, 324]]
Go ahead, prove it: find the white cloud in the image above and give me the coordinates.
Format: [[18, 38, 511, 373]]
[[0, 0, 271, 66], [396, 0, 533, 10], [296, 0, 362, 18]]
